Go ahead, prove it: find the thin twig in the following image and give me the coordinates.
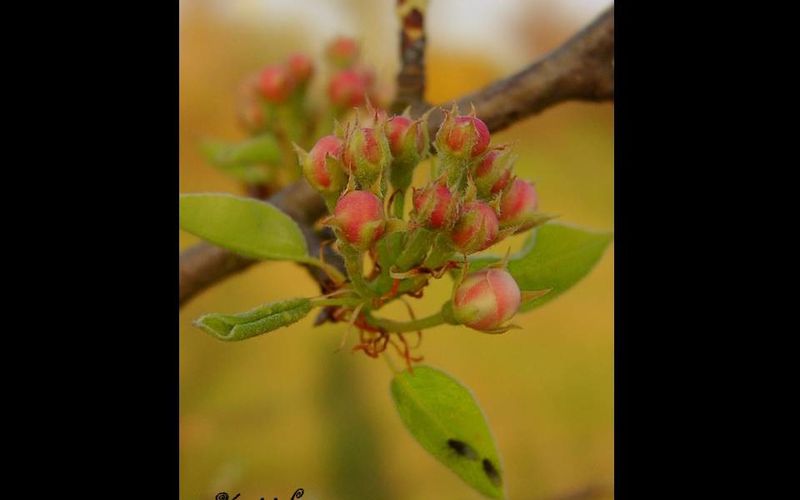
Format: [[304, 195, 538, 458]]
[[392, 0, 430, 113]]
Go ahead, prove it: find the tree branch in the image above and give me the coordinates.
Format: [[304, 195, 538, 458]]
[[426, 5, 613, 133], [179, 5, 614, 308], [392, 0, 430, 114]]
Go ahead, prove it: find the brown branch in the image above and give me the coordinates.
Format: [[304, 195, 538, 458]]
[[392, 0, 429, 114], [426, 5, 613, 133], [179, 5, 614, 308]]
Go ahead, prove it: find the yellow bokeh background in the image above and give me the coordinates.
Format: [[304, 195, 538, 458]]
[[180, 2, 613, 499]]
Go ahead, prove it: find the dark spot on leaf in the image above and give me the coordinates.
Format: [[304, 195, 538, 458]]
[[482, 458, 502, 487], [447, 439, 478, 460]]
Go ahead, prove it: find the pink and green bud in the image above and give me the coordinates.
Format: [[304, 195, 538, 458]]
[[499, 179, 539, 233], [436, 113, 491, 159], [300, 135, 346, 194], [385, 115, 429, 168], [342, 126, 391, 192], [452, 268, 521, 331], [412, 183, 459, 230], [332, 190, 386, 250], [473, 146, 514, 199], [258, 65, 295, 103], [450, 201, 499, 254], [326, 36, 360, 68], [287, 53, 314, 86], [328, 69, 370, 109]]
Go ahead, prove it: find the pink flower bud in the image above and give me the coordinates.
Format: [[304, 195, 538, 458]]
[[452, 268, 521, 331], [499, 179, 539, 232], [326, 36, 360, 68], [436, 114, 490, 158], [473, 146, 514, 198], [301, 135, 346, 193], [385, 115, 429, 168], [328, 69, 369, 109], [450, 201, 499, 254], [258, 65, 295, 103], [287, 53, 314, 85], [333, 190, 386, 249], [412, 183, 459, 230], [342, 127, 391, 191]]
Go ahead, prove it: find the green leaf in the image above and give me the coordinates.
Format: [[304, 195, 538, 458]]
[[180, 193, 309, 261], [390, 365, 505, 499], [215, 163, 273, 185], [202, 134, 282, 167], [195, 298, 312, 341], [201, 134, 281, 184], [469, 223, 612, 312]]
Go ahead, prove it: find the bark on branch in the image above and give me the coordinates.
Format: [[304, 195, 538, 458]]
[[426, 5, 613, 133], [179, 5, 614, 307], [392, 0, 429, 113]]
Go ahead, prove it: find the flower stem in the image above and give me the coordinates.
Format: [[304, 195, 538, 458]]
[[310, 297, 362, 308], [339, 244, 378, 299], [365, 310, 445, 333]]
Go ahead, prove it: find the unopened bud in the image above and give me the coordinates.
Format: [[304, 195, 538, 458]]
[[452, 269, 521, 331], [386, 115, 429, 168], [326, 36, 360, 68], [412, 183, 459, 230], [342, 126, 391, 192], [436, 113, 490, 159], [300, 135, 346, 194], [450, 201, 499, 254], [473, 146, 515, 198], [332, 190, 386, 250], [287, 53, 314, 86], [328, 69, 370, 109], [259, 65, 295, 104], [498, 179, 539, 233]]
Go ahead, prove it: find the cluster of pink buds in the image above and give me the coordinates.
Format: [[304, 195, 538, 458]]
[[297, 106, 551, 337], [234, 36, 384, 140], [234, 52, 316, 135], [215, 36, 389, 198], [325, 37, 380, 112], [258, 53, 314, 104]]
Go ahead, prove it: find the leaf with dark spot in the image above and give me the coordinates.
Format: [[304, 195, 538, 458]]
[[391, 365, 505, 498], [482, 458, 502, 487], [447, 439, 478, 460]]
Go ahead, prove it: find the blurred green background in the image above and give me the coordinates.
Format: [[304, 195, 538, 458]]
[[180, 1, 613, 499]]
